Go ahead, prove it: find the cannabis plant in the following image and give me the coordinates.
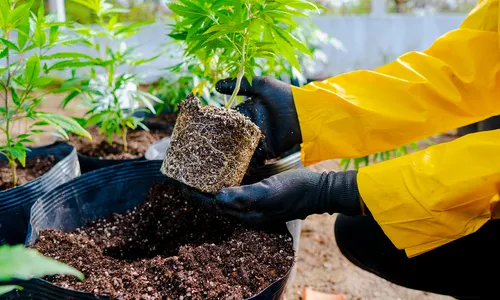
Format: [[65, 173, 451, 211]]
[[0, 0, 91, 186], [168, 0, 322, 108], [60, 0, 160, 152], [339, 139, 435, 170], [0, 244, 83, 295]]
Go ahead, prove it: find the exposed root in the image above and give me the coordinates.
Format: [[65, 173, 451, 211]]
[[161, 94, 261, 193]]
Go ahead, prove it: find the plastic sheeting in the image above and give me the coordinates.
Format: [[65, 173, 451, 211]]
[[0, 142, 79, 245], [2, 161, 299, 300]]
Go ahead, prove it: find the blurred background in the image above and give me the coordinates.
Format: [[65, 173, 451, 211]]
[[42, 0, 475, 81]]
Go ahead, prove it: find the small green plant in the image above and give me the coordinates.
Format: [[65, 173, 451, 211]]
[[0, 244, 83, 295], [168, 0, 322, 108], [60, 0, 161, 152], [339, 139, 435, 170], [0, 0, 91, 186]]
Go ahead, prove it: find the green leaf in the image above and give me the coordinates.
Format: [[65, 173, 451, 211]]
[[48, 60, 96, 71], [272, 28, 301, 71], [10, 88, 19, 105], [169, 3, 205, 18], [37, 113, 92, 141], [71, 0, 99, 12], [37, 0, 45, 23], [25, 53, 41, 84], [9, 2, 31, 28], [286, 0, 323, 14], [60, 90, 81, 108], [41, 52, 95, 61], [0, 38, 20, 52], [32, 77, 53, 87], [9, 147, 26, 167], [0, 244, 84, 282], [17, 10, 30, 50], [273, 27, 313, 57], [0, 48, 8, 59], [49, 26, 60, 44], [0, 1, 10, 28], [0, 285, 20, 296]]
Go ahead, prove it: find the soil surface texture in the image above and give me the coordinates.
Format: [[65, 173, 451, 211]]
[[162, 95, 261, 193], [34, 182, 294, 300], [0, 156, 56, 191], [69, 126, 171, 160]]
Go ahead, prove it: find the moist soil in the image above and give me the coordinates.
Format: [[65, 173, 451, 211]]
[[0, 156, 56, 191], [69, 126, 171, 160], [34, 182, 294, 300], [162, 95, 262, 193]]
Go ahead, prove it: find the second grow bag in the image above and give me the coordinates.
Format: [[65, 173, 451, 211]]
[[77, 152, 145, 174], [6, 160, 299, 300], [0, 142, 79, 245]]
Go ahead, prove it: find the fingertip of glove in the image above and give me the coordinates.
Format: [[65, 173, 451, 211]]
[[215, 78, 234, 94]]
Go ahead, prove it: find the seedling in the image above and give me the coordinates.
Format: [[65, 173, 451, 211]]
[[60, 0, 161, 152], [0, 0, 91, 186], [168, 0, 322, 108], [162, 0, 324, 193]]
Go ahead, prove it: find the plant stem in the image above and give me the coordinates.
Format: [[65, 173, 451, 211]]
[[226, 65, 245, 109], [9, 159, 17, 186], [3, 31, 16, 186], [226, 37, 247, 108], [122, 126, 128, 152]]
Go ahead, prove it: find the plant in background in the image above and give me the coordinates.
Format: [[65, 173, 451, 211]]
[[0, 0, 90, 186], [339, 138, 435, 170], [0, 244, 83, 296], [168, 0, 322, 108], [60, 0, 161, 152]]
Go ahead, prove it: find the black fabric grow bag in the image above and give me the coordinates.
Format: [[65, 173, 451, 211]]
[[3, 160, 298, 300], [0, 142, 79, 245], [77, 152, 145, 174]]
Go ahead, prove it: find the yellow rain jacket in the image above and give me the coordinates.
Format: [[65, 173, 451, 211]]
[[292, 0, 500, 257]]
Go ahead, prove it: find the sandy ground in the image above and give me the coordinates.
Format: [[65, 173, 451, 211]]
[[26, 95, 457, 300]]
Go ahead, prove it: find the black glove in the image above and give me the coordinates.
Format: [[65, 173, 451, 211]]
[[216, 76, 302, 165], [192, 169, 363, 228]]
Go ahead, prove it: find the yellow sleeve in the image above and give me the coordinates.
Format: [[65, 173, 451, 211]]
[[292, 0, 500, 166], [358, 129, 500, 257]]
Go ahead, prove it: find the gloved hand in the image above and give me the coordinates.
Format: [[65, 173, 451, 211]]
[[216, 76, 302, 165], [192, 169, 364, 228]]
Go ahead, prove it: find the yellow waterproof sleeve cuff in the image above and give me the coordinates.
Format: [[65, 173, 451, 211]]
[[357, 130, 500, 257]]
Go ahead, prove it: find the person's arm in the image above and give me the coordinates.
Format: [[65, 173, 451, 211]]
[[293, 0, 500, 166], [358, 129, 500, 257]]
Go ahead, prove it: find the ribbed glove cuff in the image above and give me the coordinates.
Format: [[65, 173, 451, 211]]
[[315, 170, 362, 216]]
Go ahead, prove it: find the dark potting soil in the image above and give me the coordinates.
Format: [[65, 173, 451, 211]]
[[0, 156, 56, 191], [34, 182, 294, 299], [69, 126, 171, 160], [162, 95, 261, 194]]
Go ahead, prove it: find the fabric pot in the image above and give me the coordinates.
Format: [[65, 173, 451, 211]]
[[146, 139, 303, 287], [77, 153, 145, 174], [0, 142, 79, 245], [3, 161, 299, 300]]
